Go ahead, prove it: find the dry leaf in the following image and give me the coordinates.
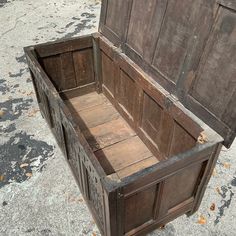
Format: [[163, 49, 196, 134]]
[[223, 162, 230, 169], [0, 110, 5, 118], [212, 168, 217, 177], [198, 132, 208, 144], [159, 225, 166, 229], [216, 187, 221, 194], [27, 91, 34, 96], [68, 195, 84, 203], [92, 233, 97, 236], [25, 173, 32, 177], [198, 215, 207, 225], [20, 163, 29, 168], [0, 175, 4, 181], [210, 203, 216, 211], [28, 108, 39, 117]]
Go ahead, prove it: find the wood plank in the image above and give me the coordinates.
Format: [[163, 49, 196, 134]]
[[35, 35, 93, 57], [66, 92, 108, 111], [73, 103, 120, 131], [59, 83, 96, 100], [95, 136, 153, 175], [65, 91, 159, 178], [83, 117, 136, 152], [117, 156, 158, 179]]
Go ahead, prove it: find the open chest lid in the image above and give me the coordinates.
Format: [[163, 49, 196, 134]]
[[99, 0, 236, 148]]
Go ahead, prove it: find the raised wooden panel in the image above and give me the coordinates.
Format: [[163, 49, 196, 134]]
[[42, 49, 95, 91], [42, 55, 62, 91], [60, 52, 77, 90], [105, 0, 129, 39], [169, 122, 196, 157], [126, 0, 167, 62], [190, 6, 236, 128], [124, 184, 158, 233], [141, 93, 163, 142], [140, 93, 174, 156], [101, 52, 116, 95], [73, 49, 95, 87], [152, 0, 208, 84], [159, 162, 206, 217], [116, 69, 140, 121]]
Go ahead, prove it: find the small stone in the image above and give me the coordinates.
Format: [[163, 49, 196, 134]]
[[2, 201, 8, 206]]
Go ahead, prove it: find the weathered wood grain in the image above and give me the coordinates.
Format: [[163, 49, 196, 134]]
[[99, 0, 235, 146], [24, 2, 231, 232]]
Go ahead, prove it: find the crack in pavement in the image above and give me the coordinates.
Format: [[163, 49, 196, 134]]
[[0, 13, 27, 40]]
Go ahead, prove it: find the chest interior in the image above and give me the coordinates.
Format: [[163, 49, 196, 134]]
[[34, 34, 218, 180]]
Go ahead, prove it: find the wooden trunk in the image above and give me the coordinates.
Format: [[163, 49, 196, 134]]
[[24, 0, 236, 235]]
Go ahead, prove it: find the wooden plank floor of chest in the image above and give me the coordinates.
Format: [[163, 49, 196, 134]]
[[24, 0, 236, 235]]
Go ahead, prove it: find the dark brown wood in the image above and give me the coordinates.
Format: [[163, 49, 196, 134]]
[[92, 33, 103, 92], [24, 1, 234, 233], [73, 48, 95, 86], [99, 0, 236, 147], [184, 4, 236, 147], [59, 83, 96, 100], [35, 35, 93, 57]]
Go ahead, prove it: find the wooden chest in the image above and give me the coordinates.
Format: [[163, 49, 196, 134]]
[[25, 0, 236, 235]]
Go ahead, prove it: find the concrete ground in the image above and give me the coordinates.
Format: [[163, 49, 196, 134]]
[[0, 0, 235, 235]]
